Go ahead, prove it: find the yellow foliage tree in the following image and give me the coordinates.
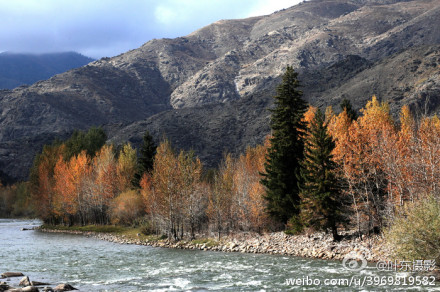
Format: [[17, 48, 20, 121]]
[[117, 143, 137, 192]]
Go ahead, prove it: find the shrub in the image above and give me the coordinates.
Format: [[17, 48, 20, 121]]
[[110, 190, 145, 226], [385, 195, 440, 265], [285, 215, 303, 235]]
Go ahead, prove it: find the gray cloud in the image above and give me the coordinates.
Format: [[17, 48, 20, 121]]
[[0, 0, 300, 58]]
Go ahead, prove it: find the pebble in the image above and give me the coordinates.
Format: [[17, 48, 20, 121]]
[[39, 228, 392, 263]]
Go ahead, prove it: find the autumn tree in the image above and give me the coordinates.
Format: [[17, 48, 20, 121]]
[[29, 143, 66, 224], [0, 183, 14, 217], [299, 109, 345, 240], [235, 143, 270, 233], [261, 66, 308, 226], [178, 150, 204, 239], [117, 143, 137, 192], [357, 96, 395, 231], [144, 139, 203, 240], [91, 144, 118, 224], [152, 140, 180, 239], [208, 154, 234, 239], [303, 106, 317, 127], [54, 150, 91, 225], [329, 96, 396, 234], [412, 115, 440, 197], [327, 109, 360, 233], [140, 172, 160, 234], [53, 156, 75, 223]]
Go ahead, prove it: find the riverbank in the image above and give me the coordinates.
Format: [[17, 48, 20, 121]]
[[38, 226, 391, 263]]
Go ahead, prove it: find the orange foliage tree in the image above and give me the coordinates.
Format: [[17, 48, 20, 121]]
[[208, 140, 270, 237], [328, 96, 396, 234], [53, 150, 91, 225], [30, 144, 66, 224]]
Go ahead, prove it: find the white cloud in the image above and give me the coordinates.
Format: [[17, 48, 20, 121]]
[[155, 6, 178, 25], [0, 0, 302, 58]]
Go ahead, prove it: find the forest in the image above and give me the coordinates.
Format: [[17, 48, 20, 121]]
[[1, 68, 439, 262]]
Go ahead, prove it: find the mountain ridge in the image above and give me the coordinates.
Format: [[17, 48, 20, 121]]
[[0, 0, 439, 182], [0, 52, 94, 89]]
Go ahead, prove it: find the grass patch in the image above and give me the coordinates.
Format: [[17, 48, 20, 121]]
[[191, 238, 219, 247], [144, 234, 167, 242], [41, 224, 128, 233], [40, 224, 219, 245], [40, 224, 168, 242]]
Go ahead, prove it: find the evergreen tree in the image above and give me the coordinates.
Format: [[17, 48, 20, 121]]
[[133, 131, 157, 187], [84, 127, 107, 157], [299, 109, 344, 240], [64, 127, 107, 159], [261, 66, 308, 224], [340, 98, 358, 121]]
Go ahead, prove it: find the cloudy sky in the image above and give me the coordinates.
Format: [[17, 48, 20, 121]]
[[0, 0, 302, 59]]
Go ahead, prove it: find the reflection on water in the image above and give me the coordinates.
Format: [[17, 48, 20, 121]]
[[0, 219, 437, 291]]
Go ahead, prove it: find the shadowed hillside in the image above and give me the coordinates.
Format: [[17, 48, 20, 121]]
[[0, 52, 94, 89], [1, 0, 439, 182]]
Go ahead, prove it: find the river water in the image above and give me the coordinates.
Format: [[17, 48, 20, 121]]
[[0, 219, 437, 291]]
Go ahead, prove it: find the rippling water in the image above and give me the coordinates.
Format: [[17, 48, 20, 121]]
[[0, 219, 438, 291]]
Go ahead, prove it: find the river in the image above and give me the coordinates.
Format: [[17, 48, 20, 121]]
[[0, 219, 437, 291]]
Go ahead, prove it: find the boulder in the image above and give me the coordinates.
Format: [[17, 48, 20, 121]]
[[31, 282, 51, 287], [1, 272, 24, 278], [19, 276, 31, 287], [0, 282, 10, 291], [7, 287, 39, 292], [53, 284, 77, 291], [22, 287, 39, 292]]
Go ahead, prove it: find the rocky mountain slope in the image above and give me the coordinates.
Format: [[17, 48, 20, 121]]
[[0, 52, 94, 89], [1, 0, 439, 182]]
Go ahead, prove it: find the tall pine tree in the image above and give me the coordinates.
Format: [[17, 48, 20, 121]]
[[133, 131, 157, 187], [261, 66, 308, 225], [299, 109, 345, 240]]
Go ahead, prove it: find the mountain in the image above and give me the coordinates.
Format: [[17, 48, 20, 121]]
[[1, 0, 439, 182], [0, 52, 94, 89]]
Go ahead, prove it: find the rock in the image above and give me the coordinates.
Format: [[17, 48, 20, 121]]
[[7, 287, 39, 292], [1, 272, 24, 278], [53, 283, 77, 291], [228, 243, 237, 249], [19, 276, 31, 287], [0, 283, 10, 291], [427, 270, 440, 281], [326, 245, 335, 252], [22, 287, 40, 292], [31, 282, 51, 287]]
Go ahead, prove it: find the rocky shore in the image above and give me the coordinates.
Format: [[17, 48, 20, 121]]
[[0, 273, 76, 292], [39, 227, 391, 263]]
